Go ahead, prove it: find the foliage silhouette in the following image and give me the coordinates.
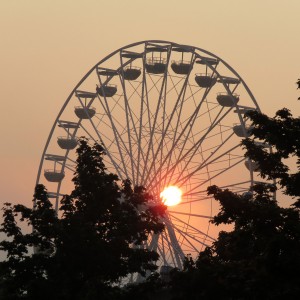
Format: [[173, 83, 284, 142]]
[[169, 106, 300, 299], [0, 139, 166, 299], [243, 108, 300, 207]]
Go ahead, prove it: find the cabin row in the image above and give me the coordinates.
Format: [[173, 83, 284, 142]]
[[44, 158, 261, 183], [94, 69, 240, 99], [43, 120, 257, 183], [73, 91, 241, 121]]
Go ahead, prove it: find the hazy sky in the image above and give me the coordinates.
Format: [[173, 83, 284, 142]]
[[1, 0, 300, 211]]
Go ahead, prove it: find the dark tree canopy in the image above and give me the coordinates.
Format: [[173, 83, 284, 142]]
[[168, 107, 300, 300], [243, 108, 300, 207], [0, 139, 166, 300]]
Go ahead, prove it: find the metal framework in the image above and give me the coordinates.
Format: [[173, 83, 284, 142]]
[[36, 40, 269, 282]]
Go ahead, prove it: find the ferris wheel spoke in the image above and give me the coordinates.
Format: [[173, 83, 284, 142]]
[[161, 83, 198, 188], [173, 227, 202, 253], [143, 76, 162, 191], [168, 210, 213, 220], [180, 151, 244, 186], [184, 83, 208, 104], [160, 234, 168, 265], [147, 233, 159, 252], [97, 94, 137, 180], [138, 59, 170, 187], [54, 160, 75, 173], [218, 180, 252, 190], [164, 217, 185, 268], [171, 106, 231, 180], [77, 102, 124, 178], [142, 64, 196, 186], [170, 214, 216, 242], [120, 81, 144, 140], [158, 75, 169, 189], [79, 123, 100, 144], [162, 230, 178, 267], [147, 83, 216, 187], [148, 74, 188, 169], [137, 76, 159, 189], [151, 77, 188, 192], [160, 64, 196, 188], [156, 244, 165, 265], [155, 73, 186, 190], [118, 74, 138, 184], [185, 184, 250, 199], [140, 69, 170, 185], [173, 106, 234, 181], [166, 74, 185, 97], [77, 122, 124, 173], [178, 142, 240, 187], [171, 223, 210, 248], [229, 82, 240, 94], [160, 233, 174, 266], [136, 50, 148, 185], [151, 105, 233, 188], [178, 194, 212, 204], [185, 156, 246, 195]]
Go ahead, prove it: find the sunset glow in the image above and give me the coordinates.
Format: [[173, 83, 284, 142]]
[[160, 186, 182, 206]]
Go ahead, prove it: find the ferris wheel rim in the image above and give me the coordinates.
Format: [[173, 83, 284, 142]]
[[36, 40, 264, 276]]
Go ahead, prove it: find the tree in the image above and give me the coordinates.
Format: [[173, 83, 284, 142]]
[[0, 139, 166, 299], [169, 107, 300, 299], [243, 108, 300, 206]]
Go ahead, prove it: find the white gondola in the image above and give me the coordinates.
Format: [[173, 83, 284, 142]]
[[57, 136, 77, 150], [97, 69, 118, 77], [146, 46, 168, 53], [172, 46, 193, 53], [47, 192, 64, 198], [121, 51, 143, 59], [218, 76, 240, 84], [245, 160, 260, 172], [58, 120, 79, 129], [123, 67, 141, 80], [75, 91, 97, 99], [44, 170, 65, 182], [233, 125, 252, 137], [145, 58, 167, 74], [45, 154, 66, 162], [196, 57, 218, 65], [74, 106, 96, 119], [171, 60, 192, 75], [234, 105, 257, 115], [216, 93, 239, 107], [96, 85, 117, 97], [195, 73, 217, 88]]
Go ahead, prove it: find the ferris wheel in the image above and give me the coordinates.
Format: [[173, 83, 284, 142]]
[[36, 40, 266, 278]]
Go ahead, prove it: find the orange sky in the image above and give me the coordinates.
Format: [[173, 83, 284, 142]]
[[0, 1, 300, 239]]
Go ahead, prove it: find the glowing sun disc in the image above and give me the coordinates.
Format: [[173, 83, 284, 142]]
[[160, 186, 182, 206]]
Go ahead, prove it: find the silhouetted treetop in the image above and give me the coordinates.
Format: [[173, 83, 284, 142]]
[[243, 108, 300, 206], [0, 139, 166, 300]]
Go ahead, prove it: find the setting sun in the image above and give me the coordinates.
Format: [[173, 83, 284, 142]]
[[160, 186, 182, 206]]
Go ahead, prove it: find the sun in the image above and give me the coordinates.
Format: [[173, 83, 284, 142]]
[[160, 186, 182, 206]]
